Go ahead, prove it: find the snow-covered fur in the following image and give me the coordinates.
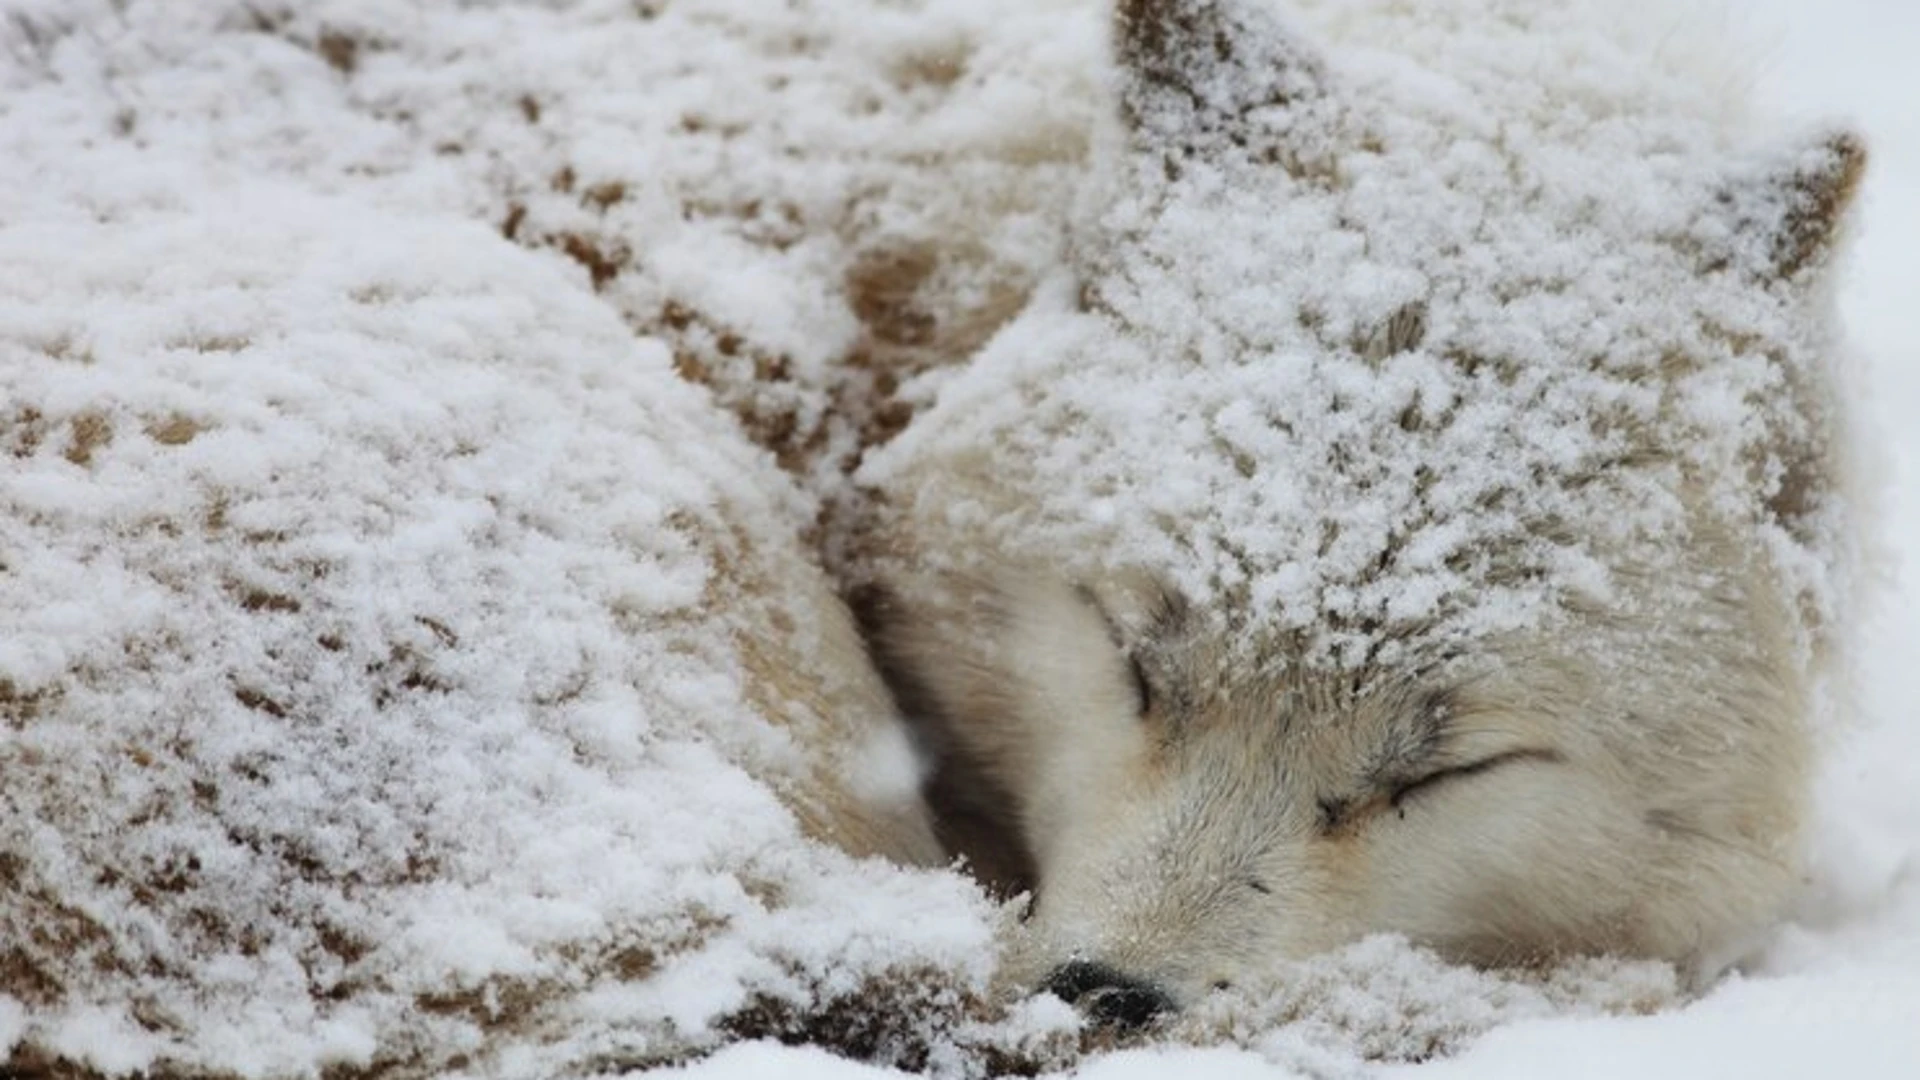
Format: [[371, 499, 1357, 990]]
[[855, 0, 1867, 1018], [0, 188, 966, 1074]]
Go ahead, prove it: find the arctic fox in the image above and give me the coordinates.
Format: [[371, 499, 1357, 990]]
[[853, 0, 1866, 1026]]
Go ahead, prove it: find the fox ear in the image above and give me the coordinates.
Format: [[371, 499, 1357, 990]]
[[1714, 131, 1867, 281], [1114, 0, 1332, 173]]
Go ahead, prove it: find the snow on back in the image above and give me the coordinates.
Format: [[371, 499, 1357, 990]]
[[0, 0, 1108, 522], [0, 175, 1005, 1074], [860, 0, 1858, 672]]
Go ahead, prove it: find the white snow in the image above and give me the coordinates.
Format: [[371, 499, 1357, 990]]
[[1, 0, 1916, 1077]]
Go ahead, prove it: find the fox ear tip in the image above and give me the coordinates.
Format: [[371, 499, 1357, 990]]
[[1113, 0, 1216, 75], [1831, 129, 1869, 203], [1828, 129, 1868, 169], [1810, 129, 1869, 209], [1113, 0, 1330, 168], [1765, 128, 1868, 280]]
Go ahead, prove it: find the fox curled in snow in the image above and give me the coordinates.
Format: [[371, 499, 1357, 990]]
[[852, 0, 1867, 1027]]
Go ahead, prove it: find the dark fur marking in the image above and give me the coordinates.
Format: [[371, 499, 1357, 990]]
[[1080, 580, 1202, 720], [1128, 652, 1154, 718], [850, 584, 1039, 897]]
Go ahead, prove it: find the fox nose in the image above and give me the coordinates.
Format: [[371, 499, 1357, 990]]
[[1042, 960, 1173, 1030]]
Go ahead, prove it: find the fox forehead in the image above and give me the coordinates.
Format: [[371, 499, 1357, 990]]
[[1065, 579, 1523, 780]]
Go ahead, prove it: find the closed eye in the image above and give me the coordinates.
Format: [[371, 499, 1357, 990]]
[[1387, 749, 1562, 813]]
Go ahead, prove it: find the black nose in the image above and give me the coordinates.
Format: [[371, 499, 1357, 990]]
[[1042, 960, 1173, 1030]]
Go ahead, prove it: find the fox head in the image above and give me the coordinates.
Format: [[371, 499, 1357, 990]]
[[856, 0, 1865, 1026]]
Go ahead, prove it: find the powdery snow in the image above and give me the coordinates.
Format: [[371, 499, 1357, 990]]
[[858, 0, 1858, 675], [1, 0, 1916, 1078]]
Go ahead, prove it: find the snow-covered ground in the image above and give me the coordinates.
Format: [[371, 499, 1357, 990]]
[[1, 1, 1916, 1077]]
